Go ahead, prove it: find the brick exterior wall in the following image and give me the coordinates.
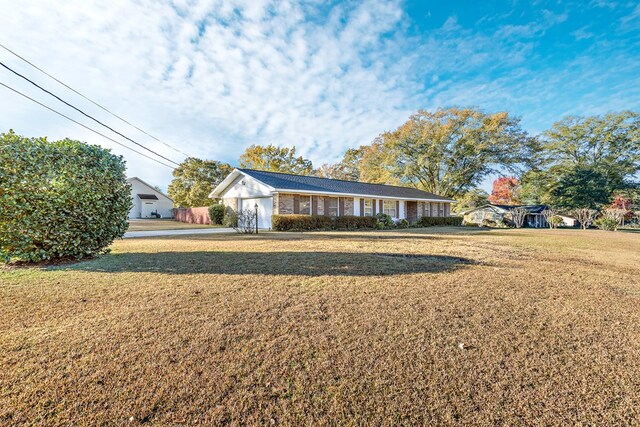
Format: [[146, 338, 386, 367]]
[[274, 194, 354, 216], [222, 197, 238, 214]]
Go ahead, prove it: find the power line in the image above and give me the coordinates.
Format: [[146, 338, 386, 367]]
[[0, 60, 181, 167], [0, 43, 192, 157], [0, 81, 175, 169]]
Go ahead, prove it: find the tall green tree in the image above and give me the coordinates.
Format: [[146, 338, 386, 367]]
[[239, 144, 313, 175], [382, 108, 533, 199], [547, 166, 612, 209], [524, 111, 640, 208], [168, 158, 232, 207]]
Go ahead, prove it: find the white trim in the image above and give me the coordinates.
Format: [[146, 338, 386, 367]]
[[209, 169, 275, 198], [274, 188, 453, 203]]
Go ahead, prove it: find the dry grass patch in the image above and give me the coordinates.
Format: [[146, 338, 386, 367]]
[[126, 219, 218, 232], [1, 228, 639, 425]]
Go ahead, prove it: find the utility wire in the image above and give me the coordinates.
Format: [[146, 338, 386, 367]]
[[0, 60, 181, 167], [0, 81, 175, 169], [0, 43, 192, 157]]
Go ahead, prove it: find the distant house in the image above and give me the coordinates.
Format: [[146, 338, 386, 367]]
[[127, 177, 174, 219], [209, 168, 455, 229], [463, 204, 576, 228]]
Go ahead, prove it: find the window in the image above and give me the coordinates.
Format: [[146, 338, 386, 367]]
[[439, 203, 445, 216], [363, 199, 373, 217], [383, 200, 396, 217], [327, 197, 339, 217], [299, 195, 311, 215], [425, 203, 431, 217]]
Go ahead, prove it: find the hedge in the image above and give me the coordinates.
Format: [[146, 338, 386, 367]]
[[272, 215, 333, 231], [272, 214, 463, 231], [272, 215, 377, 231], [416, 216, 463, 227], [0, 131, 131, 263], [334, 215, 378, 230]]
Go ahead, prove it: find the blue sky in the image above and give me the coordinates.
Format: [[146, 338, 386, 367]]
[[1, 0, 639, 191]]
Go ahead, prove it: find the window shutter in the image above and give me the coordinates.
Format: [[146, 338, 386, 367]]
[[359, 198, 365, 216], [372, 199, 376, 215], [395, 201, 399, 217], [293, 195, 300, 214], [324, 197, 330, 216], [379, 200, 383, 213], [339, 197, 345, 216], [312, 196, 318, 215]]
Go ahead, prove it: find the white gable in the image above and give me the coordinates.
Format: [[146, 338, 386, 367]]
[[214, 172, 274, 199]]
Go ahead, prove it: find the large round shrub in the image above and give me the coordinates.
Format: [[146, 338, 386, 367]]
[[0, 131, 131, 263]]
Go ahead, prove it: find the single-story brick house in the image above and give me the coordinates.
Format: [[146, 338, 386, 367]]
[[209, 168, 455, 229]]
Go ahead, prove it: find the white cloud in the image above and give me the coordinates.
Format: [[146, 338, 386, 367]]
[[0, 0, 638, 193], [0, 0, 415, 189]]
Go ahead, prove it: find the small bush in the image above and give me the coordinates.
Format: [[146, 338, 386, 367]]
[[208, 204, 225, 225], [376, 213, 395, 229], [223, 208, 238, 228], [593, 218, 618, 231], [417, 216, 463, 227], [0, 131, 131, 263], [395, 218, 409, 229], [334, 216, 378, 230]]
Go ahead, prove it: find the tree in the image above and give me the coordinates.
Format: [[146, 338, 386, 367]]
[[1, 131, 130, 263], [452, 188, 488, 213], [541, 209, 556, 229], [382, 108, 533, 199], [239, 144, 313, 175], [314, 147, 364, 181], [572, 208, 598, 230], [539, 111, 640, 206], [547, 165, 612, 209], [488, 177, 520, 205], [510, 207, 528, 228], [168, 158, 232, 207]]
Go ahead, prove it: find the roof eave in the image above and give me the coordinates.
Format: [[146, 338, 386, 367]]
[[273, 188, 454, 203]]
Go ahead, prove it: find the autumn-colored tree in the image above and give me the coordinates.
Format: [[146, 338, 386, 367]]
[[488, 177, 520, 205], [239, 144, 313, 175], [382, 108, 532, 199], [314, 147, 364, 181]]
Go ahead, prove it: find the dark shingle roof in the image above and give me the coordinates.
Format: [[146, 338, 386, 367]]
[[491, 204, 548, 214], [238, 169, 454, 201]]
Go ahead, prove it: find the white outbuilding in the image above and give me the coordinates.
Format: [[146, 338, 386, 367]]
[[127, 177, 174, 219]]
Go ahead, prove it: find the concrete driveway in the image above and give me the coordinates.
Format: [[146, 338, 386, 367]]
[[123, 228, 235, 238]]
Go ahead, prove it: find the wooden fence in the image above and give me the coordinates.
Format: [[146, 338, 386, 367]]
[[174, 207, 211, 224]]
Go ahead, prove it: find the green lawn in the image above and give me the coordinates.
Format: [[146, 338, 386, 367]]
[[1, 228, 639, 425]]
